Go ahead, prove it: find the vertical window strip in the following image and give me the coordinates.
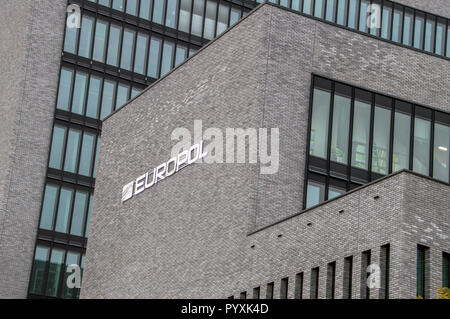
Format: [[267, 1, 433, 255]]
[[326, 262, 336, 299], [417, 245, 429, 299], [343, 256, 353, 299], [294, 272, 304, 299], [310, 267, 319, 299]]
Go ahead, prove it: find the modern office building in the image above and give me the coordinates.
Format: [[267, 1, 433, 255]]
[[0, 0, 449, 299]]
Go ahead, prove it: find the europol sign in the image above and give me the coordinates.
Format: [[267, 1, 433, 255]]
[[121, 141, 207, 202]]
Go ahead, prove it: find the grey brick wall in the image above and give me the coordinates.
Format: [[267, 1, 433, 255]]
[[82, 4, 449, 298], [0, 0, 66, 298], [394, 0, 450, 19]]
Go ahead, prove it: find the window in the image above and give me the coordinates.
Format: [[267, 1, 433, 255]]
[[204, 0, 217, 40], [347, 0, 359, 29], [266, 282, 274, 299], [336, 0, 347, 26], [63, 17, 79, 54], [64, 129, 81, 173], [280, 278, 288, 299], [303, 0, 313, 15], [153, 0, 165, 24], [79, 132, 96, 176], [435, 19, 446, 55], [148, 36, 162, 78], [360, 250, 371, 299], [351, 99, 371, 170], [175, 45, 187, 67], [134, 33, 149, 75], [112, 0, 125, 11], [310, 88, 331, 159], [326, 262, 336, 299], [433, 121, 450, 183], [106, 24, 122, 67], [443, 253, 450, 288], [325, 0, 336, 22], [166, 0, 178, 28], [217, 4, 229, 36], [417, 245, 429, 299], [39, 184, 59, 230], [161, 41, 174, 76], [126, 0, 138, 15], [380, 244, 390, 299], [372, 105, 391, 175], [310, 267, 319, 299], [314, 0, 324, 18], [343, 256, 353, 299], [56, 68, 74, 111], [86, 75, 102, 119], [369, 0, 380, 36], [392, 108, 411, 172], [328, 186, 345, 200], [447, 25, 450, 58], [139, 0, 152, 20], [294, 272, 303, 299], [61, 251, 81, 298], [99, 0, 111, 6], [70, 190, 89, 236], [424, 15, 435, 53], [306, 180, 325, 208], [253, 287, 260, 299], [55, 187, 74, 233], [45, 248, 65, 297], [412, 11, 424, 49], [131, 86, 143, 98], [381, 2, 392, 39], [192, 0, 205, 37], [179, 0, 192, 33], [78, 15, 94, 58], [49, 125, 67, 170], [359, 0, 370, 33], [120, 28, 136, 71], [291, 0, 301, 11], [71, 71, 88, 115], [230, 8, 240, 27], [100, 79, 116, 120], [413, 116, 431, 176], [29, 246, 50, 294], [116, 83, 130, 110], [391, 5, 402, 43], [330, 92, 351, 164], [92, 20, 108, 62]]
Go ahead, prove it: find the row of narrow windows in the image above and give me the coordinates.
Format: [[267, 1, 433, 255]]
[[230, 244, 391, 299], [305, 76, 450, 209], [261, 0, 450, 58]]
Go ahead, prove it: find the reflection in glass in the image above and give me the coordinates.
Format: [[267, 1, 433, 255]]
[[192, 0, 205, 37], [310, 89, 331, 159], [424, 17, 435, 53], [347, 0, 358, 29], [336, 0, 347, 26], [126, 0, 138, 15], [413, 117, 431, 176], [49, 125, 67, 170], [100, 80, 116, 120], [372, 106, 391, 174], [314, 0, 324, 18], [40, 184, 59, 230], [204, 0, 217, 40], [217, 4, 229, 36], [381, 3, 392, 39], [175, 45, 187, 67], [230, 8, 240, 26], [413, 13, 424, 49], [328, 187, 345, 200], [106, 24, 122, 67], [392, 111, 411, 172], [351, 100, 371, 170], [166, 0, 178, 28], [78, 16, 94, 58], [359, 0, 370, 33], [29, 246, 49, 294], [61, 251, 80, 298], [45, 248, 65, 297], [303, 0, 313, 15], [392, 6, 402, 43], [70, 191, 88, 237], [93, 20, 108, 63], [116, 83, 130, 110], [331, 94, 351, 164], [153, 0, 165, 24], [120, 29, 135, 71], [325, 0, 336, 22], [71, 71, 88, 115], [86, 75, 102, 119], [179, 0, 192, 33], [64, 129, 81, 173], [56, 68, 74, 111], [55, 187, 73, 233], [148, 37, 162, 78], [134, 33, 149, 75], [79, 132, 96, 176], [306, 181, 325, 208], [139, 0, 152, 20], [161, 41, 174, 76], [433, 123, 449, 183]]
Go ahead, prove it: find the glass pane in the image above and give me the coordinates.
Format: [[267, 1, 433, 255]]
[[61, 251, 80, 298], [412, 12, 424, 48], [280, 0, 289, 7], [391, 6, 402, 43], [126, 0, 138, 15], [93, 138, 101, 178], [49, 125, 67, 170], [435, 21, 445, 55], [359, 0, 369, 33], [381, 3, 392, 40], [328, 186, 345, 200], [325, 0, 336, 22], [192, 0, 205, 37], [433, 123, 449, 183], [112, 0, 125, 11], [116, 83, 130, 110], [347, 0, 358, 29], [217, 4, 229, 36], [140, 0, 152, 19], [120, 28, 135, 71], [392, 111, 411, 172], [447, 25, 450, 58], [93, 20, 108, 62], [175, 45, 187, 67], [303, 0, 313, 15], [314, 0, 324, 18], [64, 129, 81, 173], [161, 41, 174, 76], [204, 0, 217, 40], [372, 106, 391, 175], [351, 100, 371, 170], [189, 47, 197, 57], [78, 132, 96, 176], [56, 67, 74, 111], [179, 0, 192, 33], [413, 117, 431, 176], [55, 187, 73, 233], [85, 193, 94, 237], [100, 80, 116, 120], [71, 71, 88, 115], [310, 89, 331, 159], [29, 246, 49, 294], [63, 18, 78, 54], [45, 248, 65, 297], [330, 94, 351, 164], [424, 17, 435, 53], [134, 33, 149, 74], [78, 15, 94, 58], [336, 0, 347, 26], [369, 0, 380, 36], [230, 8, 240, 26], [106, 24, 122, 67], [166, 0, 178, 28], [99, 0, 111, 6], [131, 87, 142, 98], [306, 181, 325, 208], [70, 191, 88, 236], [39, 184, 59, 230], [147, 37, 162, 78], [153, 0, 165, 24], [291, 0, 301, 11], [86, 75, 102, 119]]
